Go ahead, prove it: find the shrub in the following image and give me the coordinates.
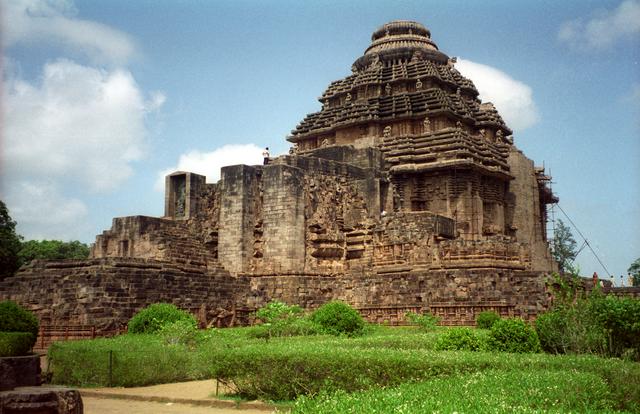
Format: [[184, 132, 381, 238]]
[[0, 300, 39, 350], [435, 327, 484, 351], [248, 317, 321, 339], [159, 319, 199, 348], [256, 300, 302, 323], [537, 275, 640, 360], [405, 311, 439, 331], [0, 332, 35, 357], [476, 311, 500, 329], [535, 309, 571, 354], [488, 318, 540, 353], [206, 340, 640, 405], [251, 300, 320, 339], [48, 335, 198, 387], [591, 295, 640, 360], [207, 343, 458, 400], [535, 306, 607, 356], [311, 301, 364, 336], [128, 303, 197, 334]]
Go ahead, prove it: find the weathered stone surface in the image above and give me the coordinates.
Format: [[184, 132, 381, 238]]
[[0, 387, 82, 414], [0, 259, 249, 335], [0, 356, 40, 391]]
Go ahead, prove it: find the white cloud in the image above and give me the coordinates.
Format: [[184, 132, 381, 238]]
[[3, 0, 135, 63], [558, 0, 640, 49], [156, 144, 264, 191], [4, 59, 162, 192], [455, 59, 539, 131], [2, 58, 163, 239], [3, 181, 90, 241]]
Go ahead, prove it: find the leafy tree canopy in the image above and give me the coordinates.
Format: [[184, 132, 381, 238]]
[[551, 219, 578, 274], [628, 258, 640, 287], [18, 240, 90, 266], [0, 200, 22, 279]]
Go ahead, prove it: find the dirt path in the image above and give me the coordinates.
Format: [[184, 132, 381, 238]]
[[79, 380, 281, 414], [83, 396, 280, 414]]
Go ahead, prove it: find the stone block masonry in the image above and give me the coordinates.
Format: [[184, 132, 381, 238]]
[[243, 269, 548, 325], [218, 165, 261, 274], [262, 164, 306, 273], [0, 259, 249, 334], [1, 258, 549, 329]]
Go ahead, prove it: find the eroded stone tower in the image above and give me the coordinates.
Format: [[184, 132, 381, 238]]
[[1, 21, 558, 331], [289, 20, 557, 271]]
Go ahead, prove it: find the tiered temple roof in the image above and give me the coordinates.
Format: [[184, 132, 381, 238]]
[[289, 20, 512, 178]]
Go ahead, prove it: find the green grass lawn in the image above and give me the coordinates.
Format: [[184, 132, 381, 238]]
[[47, 325, 640, 413]]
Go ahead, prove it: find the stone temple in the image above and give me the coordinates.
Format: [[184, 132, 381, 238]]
[[1, 21, 560, 331]]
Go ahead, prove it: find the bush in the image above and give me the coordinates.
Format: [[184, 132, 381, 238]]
[[205, 340, 640, 405], [311, 301, 364, 336], [435, 327, 484, 351], [250, 301, 320, 339], [537, 275, 640, 360], [256, 300, 302, 323], [128, 303, 197, 334], [0, 332, 35, 357], [476, 311, 500, 329], [488, 318, 540, 353], [535, 306, 607, 356], [405, 312, 439, 331], [159, 319, 199, 348], [248, 317, 321, 339], [48, 335, 199, 387], [0, 300, 39, 350], [535, 309, 571, 354], [591, 295, 640, 360], [207, 343, 464, 400]]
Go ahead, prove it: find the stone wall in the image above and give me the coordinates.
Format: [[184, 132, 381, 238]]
[[91, 216, 218, 268], [262, 164, 306, 273], [0, 259, 248, 334], [1, 257, 551, 330], [602, 286, 640, 298], [243, 269, 549, 325], [218, 165, 261, 273], [304, 146, 384, 170]]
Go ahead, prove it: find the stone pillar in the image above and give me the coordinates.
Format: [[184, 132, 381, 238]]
[[262, 164, 306, 272], [218, 165, 260, 274]]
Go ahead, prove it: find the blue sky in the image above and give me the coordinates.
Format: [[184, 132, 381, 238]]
[[2, 0, 638, 284]]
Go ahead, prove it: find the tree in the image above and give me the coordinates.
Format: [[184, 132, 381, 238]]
[[18, 240, 90, 267], [0, 200, 22, 280], [629, 258, 640, 287], [551, 219, 578, 274]]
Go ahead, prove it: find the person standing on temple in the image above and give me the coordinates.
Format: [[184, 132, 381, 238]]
[[262, 147, 270, 165]]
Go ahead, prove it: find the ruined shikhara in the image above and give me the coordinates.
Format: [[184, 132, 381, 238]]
[[2, 21, 568, 331]]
